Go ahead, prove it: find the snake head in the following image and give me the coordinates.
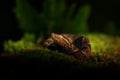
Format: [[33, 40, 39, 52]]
[[51, 33, 72, 48]]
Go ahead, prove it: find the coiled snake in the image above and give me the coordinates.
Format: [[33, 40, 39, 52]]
[[43, 33, 91, 60]]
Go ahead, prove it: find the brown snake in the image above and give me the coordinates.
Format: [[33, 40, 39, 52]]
[[43, 33, 91, 59]]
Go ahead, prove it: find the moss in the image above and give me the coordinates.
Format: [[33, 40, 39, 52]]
[[86, 33, 120, 53], [2, 33, 120, 70]]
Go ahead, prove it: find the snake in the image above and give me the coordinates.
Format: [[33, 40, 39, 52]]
[[43, 33, 91, 59]]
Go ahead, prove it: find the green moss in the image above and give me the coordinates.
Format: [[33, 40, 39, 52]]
[[2, 33, 120, 69], [86, 33, 120, 53]]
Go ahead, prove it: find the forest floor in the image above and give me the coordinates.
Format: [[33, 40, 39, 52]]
[[1, 33, 120, 79]]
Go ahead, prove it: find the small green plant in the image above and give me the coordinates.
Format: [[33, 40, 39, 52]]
[[14, 0, 91, 40], [3, 33, 36, 53]]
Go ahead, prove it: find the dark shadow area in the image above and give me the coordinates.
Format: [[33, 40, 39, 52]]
[[0, 56, 120, 79]]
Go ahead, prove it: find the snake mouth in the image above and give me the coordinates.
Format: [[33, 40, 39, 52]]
[[51, 33, 56, 38], [51, 33, 60, 41], [51, 33, 63, 40], [51, 33, 61, 43]]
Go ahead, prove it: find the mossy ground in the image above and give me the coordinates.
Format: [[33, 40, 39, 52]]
[[1, 33, 120, 71]]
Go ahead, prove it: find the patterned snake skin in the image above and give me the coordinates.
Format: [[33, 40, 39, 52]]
[[43, 33, 91, 59]]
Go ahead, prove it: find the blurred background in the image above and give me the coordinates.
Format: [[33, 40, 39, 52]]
[[1, 0, 120, 53]]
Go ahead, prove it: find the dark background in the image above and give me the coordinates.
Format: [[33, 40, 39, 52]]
[[1, 0, 120, 53]]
